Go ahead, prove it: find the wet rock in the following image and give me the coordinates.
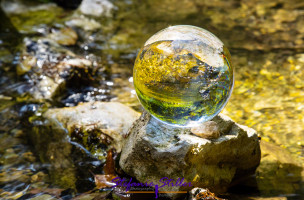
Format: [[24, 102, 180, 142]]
[[1, 0, 57, 15], [65, 15, 101, 31], [17, 56, 36, 75], [18, 37, 96, 101], [188, 187, 225, 200], [120, 112, 261, 197], [1, 0, 64, 34], [0, 5, 22, 52], [48, 27, 78, 46], [44, 102, 140, 153], [30, 102, 139, 190], [29, 194, 57, 200], [79, 0, 114, 17], [1, 148, 19, 165], [29, 76, 59, 100], [189, 188, 208, 200], [255, 140, 303, 196], [31, 171, 47, 183]]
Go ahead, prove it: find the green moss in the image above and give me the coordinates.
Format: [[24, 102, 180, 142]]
[[9, 6, 64, 33], [70, 126, 110, 161]]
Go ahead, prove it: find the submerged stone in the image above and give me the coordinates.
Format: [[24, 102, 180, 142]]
[[17, 36, 97, 101], [79, 0, 114, 17], [133, 25, 234, 127], [48, 27, 78, 46], [1, 0, 64, 34], [256, 140, 303, 196]]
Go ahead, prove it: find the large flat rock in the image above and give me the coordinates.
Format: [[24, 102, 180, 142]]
[[119, 112, 261, 197], [44, 102, 140, 153], [30, 102, 140, 190]]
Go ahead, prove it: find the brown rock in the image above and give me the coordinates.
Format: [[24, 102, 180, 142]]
[[191, 121, 220, 139]]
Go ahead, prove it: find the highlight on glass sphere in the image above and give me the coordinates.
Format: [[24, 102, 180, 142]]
[[133, 25, 234, 127]]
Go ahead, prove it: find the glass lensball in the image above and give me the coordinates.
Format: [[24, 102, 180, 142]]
[[133, 25, 234, 127]]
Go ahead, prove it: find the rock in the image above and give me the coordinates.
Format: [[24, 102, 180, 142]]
[[119, 112, 261, 197], [30, 76, 59, 100], [1, 0, 58, 15], [29, 194, 57, 200], [30, 102, 139, 190], [18, 37, 96, 101], [1, 0, 64, 34], [0, 5, 22, 52], [188, 188, 225, 200], [44, 102, 140, 153], [79, 0, 114, 17], [255, 140, 303, 196], [188, 188, 208, 200], [65, 15, 101, 31], [191, 121, 220, 139], [17, 56, 36, 75], [48, 27, 78, 46], [31, 171, 46, 183]]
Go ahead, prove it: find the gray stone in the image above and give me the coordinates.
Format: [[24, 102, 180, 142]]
[[79, 0, 114, 17], [29, 76, 60, 100], [48, 27, 78, 46], [65, 15, 101, 31], [191, 121, 220, 139], [44, 102, 140, 153], [30, 102, 139, 189], [119, 112, 261, 196], [1, 0, 58, 15], [18, 37, 95, 101]]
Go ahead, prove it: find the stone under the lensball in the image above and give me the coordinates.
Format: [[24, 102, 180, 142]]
[[133, 25, 234, 126]]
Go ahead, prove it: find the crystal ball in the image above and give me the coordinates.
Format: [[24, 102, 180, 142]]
[[133, 25, 234, 127]]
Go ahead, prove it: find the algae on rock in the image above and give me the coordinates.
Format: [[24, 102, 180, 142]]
[[29, 102, 140, 190], [256, 140, 303, 196]]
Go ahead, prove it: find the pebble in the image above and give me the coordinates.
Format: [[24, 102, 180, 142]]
[[191, 121, 220, 139]]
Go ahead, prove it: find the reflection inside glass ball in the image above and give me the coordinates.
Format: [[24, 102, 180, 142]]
[[133, 25, 234, 127]]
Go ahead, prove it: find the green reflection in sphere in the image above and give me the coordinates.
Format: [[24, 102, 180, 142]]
[[133, 25, 234, 127]]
